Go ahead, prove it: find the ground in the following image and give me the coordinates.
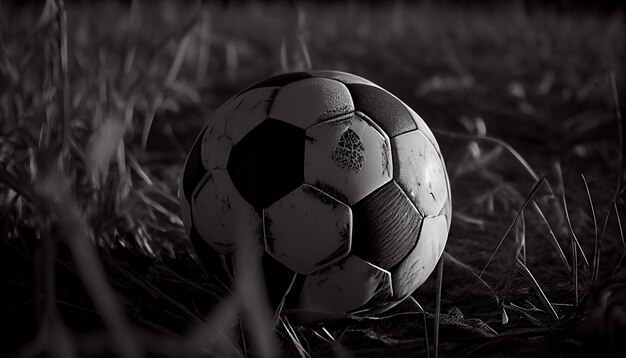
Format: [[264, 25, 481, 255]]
[[0, 1, 625, 357]]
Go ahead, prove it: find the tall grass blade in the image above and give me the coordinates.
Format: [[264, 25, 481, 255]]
[[500, 213, 526, 322], [616, 202, 625, 250], [272, 272, 298, 327], [581, 173, 600, 285], [443, 252, 498, 302], [515, 258, 559, 320], [554, 162, 590, 268], [613, 202, 625, 274], [573, 222, 579, 305], [140, 92, 164, 148], [480, 177, 545, 277], [408, 296, 430, 358], [609, 71, 624, 192], [165, 34, 191, 87], [433, 130, 540, 182], [614, 253, 626, 274], [279, 316, 311, 358], [121, 0, 140, 76], [517, 211, 527, 264], [434, 256, 444, 358], [0, 167, 35, 204], [131, 11, 201, 92], [56, 0, 70, 160], [195, 10, 211, 83], [226, 42, 238, 81], [501, 306, 509, 325], [532, 201, 572, 276], [298, 36, 312, 71]]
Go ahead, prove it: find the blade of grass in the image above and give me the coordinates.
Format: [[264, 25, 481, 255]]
[[165, 33, 191, 87], [609, 71, 624, 192], [239, 321, 248, 358], [506, 303, 545, 326], [443, 252, 498, 302], [121, 0, 141, 77], [480, 177, 545, 277], [0, 166, 35, 204], [515, 258, 559, 320], [0, 25, 20, 85], [501, 306, 509, 325], [518, 211, 527, 264], [616, 202, 625, 249], [452, 211, 485, 228], [298, 36, 312, 70], [295, 5, 311, 68], [128, 9, 202, 94], [433, 130, 540, 182], [532, 201, 572, 277], [279, 316, 311, 358], [599, 187, 626, 248], [56, 0, 70, 161], [195, 10, 211, 83], [408, 296, 430, 358], [581, 173, 600, 285], [434, 255, 444, 358], [500, 212, 527, 323], [141, 91, 163, 149], [226, 41, 238, 81], [614, 253, 626, 274], [272, 272, 298, 327], [613, 202, 625, 274], [554, 162, 590, 268]]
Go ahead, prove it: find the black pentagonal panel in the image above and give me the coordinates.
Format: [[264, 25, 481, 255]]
[[351, 180, 423, 270], [227, 119, 305, 208], [247, 72, 314, 91], [347, 83, 417, 138]]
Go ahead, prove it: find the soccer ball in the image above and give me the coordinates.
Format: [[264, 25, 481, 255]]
[[179, 70, 451, 320]]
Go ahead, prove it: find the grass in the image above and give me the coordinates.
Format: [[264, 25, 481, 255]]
[[1, 0, 625, 357]]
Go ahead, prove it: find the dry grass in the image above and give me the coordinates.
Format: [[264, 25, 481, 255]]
[[1, 1, 625, 357]]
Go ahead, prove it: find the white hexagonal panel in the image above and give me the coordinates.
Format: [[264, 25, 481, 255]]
[[308, 70, 381, 87], [201, 87, 277, 170], [297, 255, 393, 314], [392, 130, 448, 216], [304, 113, 393, 205], [263, 184, 352, 275], [392, 215, 448, 299], [191, 169, 262, 254], [268, 77, 354, 129]]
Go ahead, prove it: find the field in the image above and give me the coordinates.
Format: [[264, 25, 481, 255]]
[[1, 1, 625, 357]]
